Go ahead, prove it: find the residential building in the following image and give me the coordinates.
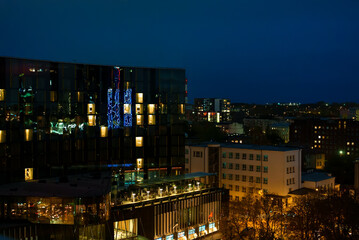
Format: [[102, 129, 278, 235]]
[[193, 98, 231, 123], [290, 118, 359, 157], [186, 143, 302, 200]]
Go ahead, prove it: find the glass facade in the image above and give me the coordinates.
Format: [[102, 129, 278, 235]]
[[0, 57, 186, 183]]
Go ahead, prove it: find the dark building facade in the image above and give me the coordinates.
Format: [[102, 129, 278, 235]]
[[290, 118, 359, 158], [0, 57, 186, 184]]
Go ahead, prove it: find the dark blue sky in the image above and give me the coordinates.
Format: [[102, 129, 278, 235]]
[[1, 0, 359, 103]]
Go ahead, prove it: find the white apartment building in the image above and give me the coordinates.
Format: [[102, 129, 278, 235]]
[[185, 143, 302, 200]]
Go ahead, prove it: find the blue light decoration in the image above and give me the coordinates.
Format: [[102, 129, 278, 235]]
[[107, 67, 121, 129], [124, 89, 132, 127]]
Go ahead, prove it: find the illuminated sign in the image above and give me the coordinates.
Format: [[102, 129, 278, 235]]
[[188, 229, 196, 235], [124, 89, 132, 127], [199, 225, 206, 232], [178, 231, 185, 238], [166, 235, 174, 240]]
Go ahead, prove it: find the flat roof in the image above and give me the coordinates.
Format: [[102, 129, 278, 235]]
[[137, 172, 215, 187], [0, 172, 112, 198], [302, 171, 334, 182], [188, 142, 300, 152]]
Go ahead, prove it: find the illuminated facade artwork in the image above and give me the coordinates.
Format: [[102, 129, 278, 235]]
[[107, 89, 121, 129], [25, 168, 33, 181], [124, 89, 132, 127], [87, 103, 95, 114]]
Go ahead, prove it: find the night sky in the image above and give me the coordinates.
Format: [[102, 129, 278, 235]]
[[1, 0, 359, 104]]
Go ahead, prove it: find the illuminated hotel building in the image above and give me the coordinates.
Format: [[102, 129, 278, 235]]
[[0, 57, 227, 240], [0, 57, 186, 183]]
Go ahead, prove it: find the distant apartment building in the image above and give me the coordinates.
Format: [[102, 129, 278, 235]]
[[194, 98, 231, 123], [303, 152, 326, 170], [290, 118, 359, 157], [185, 143, 302, 200], [270, 122, 290, 143]]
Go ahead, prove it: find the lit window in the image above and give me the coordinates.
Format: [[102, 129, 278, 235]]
[[137, 158, 143, 168], [87, 103, 95, 114], [88, 115, 96, 126], [0, 89, 5, 101], [136, 104, 143, 114], [136, 93, 143, 103], [0, 130, 5, 143], [50, 91, 57, 102], [25, 168, 33, 181], [25, 129, 33, 141], [136, 115, 144, 125], [148, 115, 156, 125], [179, 104, 185, 114], [100, 126, 108, 138], [124, 104, 131, 114], [136, 137, 143, 147], [148, 104, 155, 114]]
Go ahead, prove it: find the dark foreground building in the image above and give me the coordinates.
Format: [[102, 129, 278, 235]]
[[0, 57, 186, 183], [0, 57, 227, 240]]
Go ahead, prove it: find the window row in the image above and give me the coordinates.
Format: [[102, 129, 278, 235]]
[[287, 178, 295, 185], [227, 187, 268, 196], [287, 155, 295, 162], [222, 152, 268, 161], [222, 163, 268, 173], [223, 174, 268, 184], [286, 167, 295, 174]]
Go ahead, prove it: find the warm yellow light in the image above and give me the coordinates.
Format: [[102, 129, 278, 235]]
[[136, 93, 143, 103], [100, 126, 108, 137], [180, 104, 185, 114], [124, 104, 131, 114], [0, 89, 5, 101], [0, 130, 6, 143], [148, 104, 155, 114], [136, 115, 143, 125], [136, 104, 143, 114], [25, 129, 33, 141], [136, 137, 143, 147], [50, 91, 57, 102], [148, 115, 156, 125], [25, 168, 33, 181], [137, 158, 143, 168], [77, 92, 83, 102], [87, 103, 95, 114], [88, 115, 96, 126]]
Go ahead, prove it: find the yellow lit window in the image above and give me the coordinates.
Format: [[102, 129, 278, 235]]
[[136, 93, 143, 103], [25, 129, 33, 141], [136, 137, 143, 147], [100, 126, 108, 137], [88, 115, 96, 126], [0, 89, 5, 101], [136, 115, 144, 125], [148, 104, 155, 114], [87, 103, 95, 114], [136, 104, 143, 114], [0, 130, 6, 143], [124, 104, 131, 114], [137, 158, 143, 168], [50, 91, 57, 102], [179, 104, 185, 114], [148, 115, 156, 125], [25, 168, 33, 181], [77, 92, 84, 102]]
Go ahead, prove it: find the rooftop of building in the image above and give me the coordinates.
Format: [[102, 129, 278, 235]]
[[187, 142, 300, 152], [302, 170, 334, 182], [0, 56, 185, 71], [289, 187, 317, 196], [0, 172, 112, 198]]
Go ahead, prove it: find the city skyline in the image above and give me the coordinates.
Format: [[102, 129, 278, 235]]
[[1, 0, 359, 103]]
